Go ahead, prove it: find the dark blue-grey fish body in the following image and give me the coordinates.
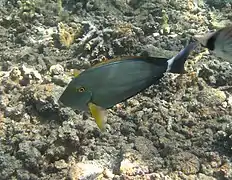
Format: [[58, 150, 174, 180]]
[[59, 42, 197, 130], [194, 26, 232, 62]]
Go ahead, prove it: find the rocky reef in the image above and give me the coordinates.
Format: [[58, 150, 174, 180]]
[[1, 0, 232, 179]]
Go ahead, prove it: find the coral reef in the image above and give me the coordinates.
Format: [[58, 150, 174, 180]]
[[57, 22, 83, 48], [17, 0, 36, 20]]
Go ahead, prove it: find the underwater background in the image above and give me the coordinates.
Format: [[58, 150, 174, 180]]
[[1, 0, 232, 179]]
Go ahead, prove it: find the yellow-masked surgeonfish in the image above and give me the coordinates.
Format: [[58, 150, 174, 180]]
[[59, 42, 197, 131], [194, 25, 232, 63]]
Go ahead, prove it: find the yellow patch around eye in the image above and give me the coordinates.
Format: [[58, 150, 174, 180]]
[[77, 87, 85, 92]]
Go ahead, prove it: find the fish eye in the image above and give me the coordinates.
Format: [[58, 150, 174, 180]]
[[77, 87, 85, 92]]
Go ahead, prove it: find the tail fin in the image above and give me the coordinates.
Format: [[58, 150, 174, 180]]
[[166, 42, 197, 74]]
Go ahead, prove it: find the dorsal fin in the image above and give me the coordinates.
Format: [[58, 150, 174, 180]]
[[91, 56, 144, 68]]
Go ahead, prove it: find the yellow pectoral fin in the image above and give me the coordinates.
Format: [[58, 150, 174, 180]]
[[88, 102, 107, 131]]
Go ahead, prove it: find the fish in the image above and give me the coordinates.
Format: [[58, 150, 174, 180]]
[[58, 42, 197, 131], [193, 25, 232, 63]]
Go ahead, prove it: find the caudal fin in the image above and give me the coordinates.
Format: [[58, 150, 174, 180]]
[[167, 42, 197, 74]]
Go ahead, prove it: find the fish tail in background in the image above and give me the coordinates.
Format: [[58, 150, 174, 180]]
[[166, 42, 198, 74]]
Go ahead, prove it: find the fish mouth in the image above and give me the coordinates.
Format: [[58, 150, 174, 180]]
[[58, 98, 89, 112]]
